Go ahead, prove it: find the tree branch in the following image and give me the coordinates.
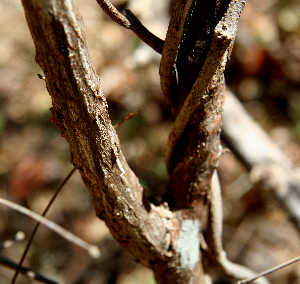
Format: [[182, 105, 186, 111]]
[[11, 166, 76, 284], [20, 0, 256, 283], [205, 172, 269, 284], [95, 0, 164, 53], [20, 0, 203, 283], [0, 198, 99, 258], [223, 89, 300, 230], [162, 0, 246, 216], [95, 0, 131, 28], [124, 9, 164, 54]]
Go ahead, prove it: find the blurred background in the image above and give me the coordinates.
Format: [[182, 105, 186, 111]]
[[0, 0, 300, 283]]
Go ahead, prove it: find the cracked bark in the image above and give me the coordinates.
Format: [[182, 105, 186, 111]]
[[21, 0, 246, 283]]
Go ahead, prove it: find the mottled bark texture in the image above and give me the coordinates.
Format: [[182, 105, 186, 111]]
[[21, 0, 245, 283]]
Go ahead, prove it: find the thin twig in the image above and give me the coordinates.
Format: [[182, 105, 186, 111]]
[[0, 255, 59, 284], [124, 9, 164, 54], [0, 198, 100, 258], [207, 172, 269, 284], [114, 108, 142, 129], [0, 188, 100, 282], [95, 0, 164, 53], [95, 0, 130, 28], [11, 166, 77, 284], [237, 256, 300, 284]]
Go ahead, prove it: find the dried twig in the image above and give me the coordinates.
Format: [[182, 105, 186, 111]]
[[95, 0, 130, 28], [96, 1, 164, 53], [113, 108, 142, 129], [0, 198, 100, 259], [206, 172, 269, 284], [237, 256, 300, 284], [11, 166, 77, 284], [124, 9, 164, 54], [0, 255, 58, 284]]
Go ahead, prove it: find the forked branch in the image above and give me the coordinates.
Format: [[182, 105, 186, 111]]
[[20, 0, 265, 283]]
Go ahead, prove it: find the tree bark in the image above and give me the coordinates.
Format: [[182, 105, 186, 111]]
[[21, 0, 246, 283], [161, 0, 246, 219]]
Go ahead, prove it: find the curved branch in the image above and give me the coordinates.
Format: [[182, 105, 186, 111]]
[[0, 198, 99, 257], [20, 0, 257, 283], [21, 0, 170, 257], [124, 9, 164, 54], [162, 0, 246, 215], [95, 0, 131, 28], [20, 0, 204, 283], [205, 172, 269, 284], [95, 1, 164, 53]]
